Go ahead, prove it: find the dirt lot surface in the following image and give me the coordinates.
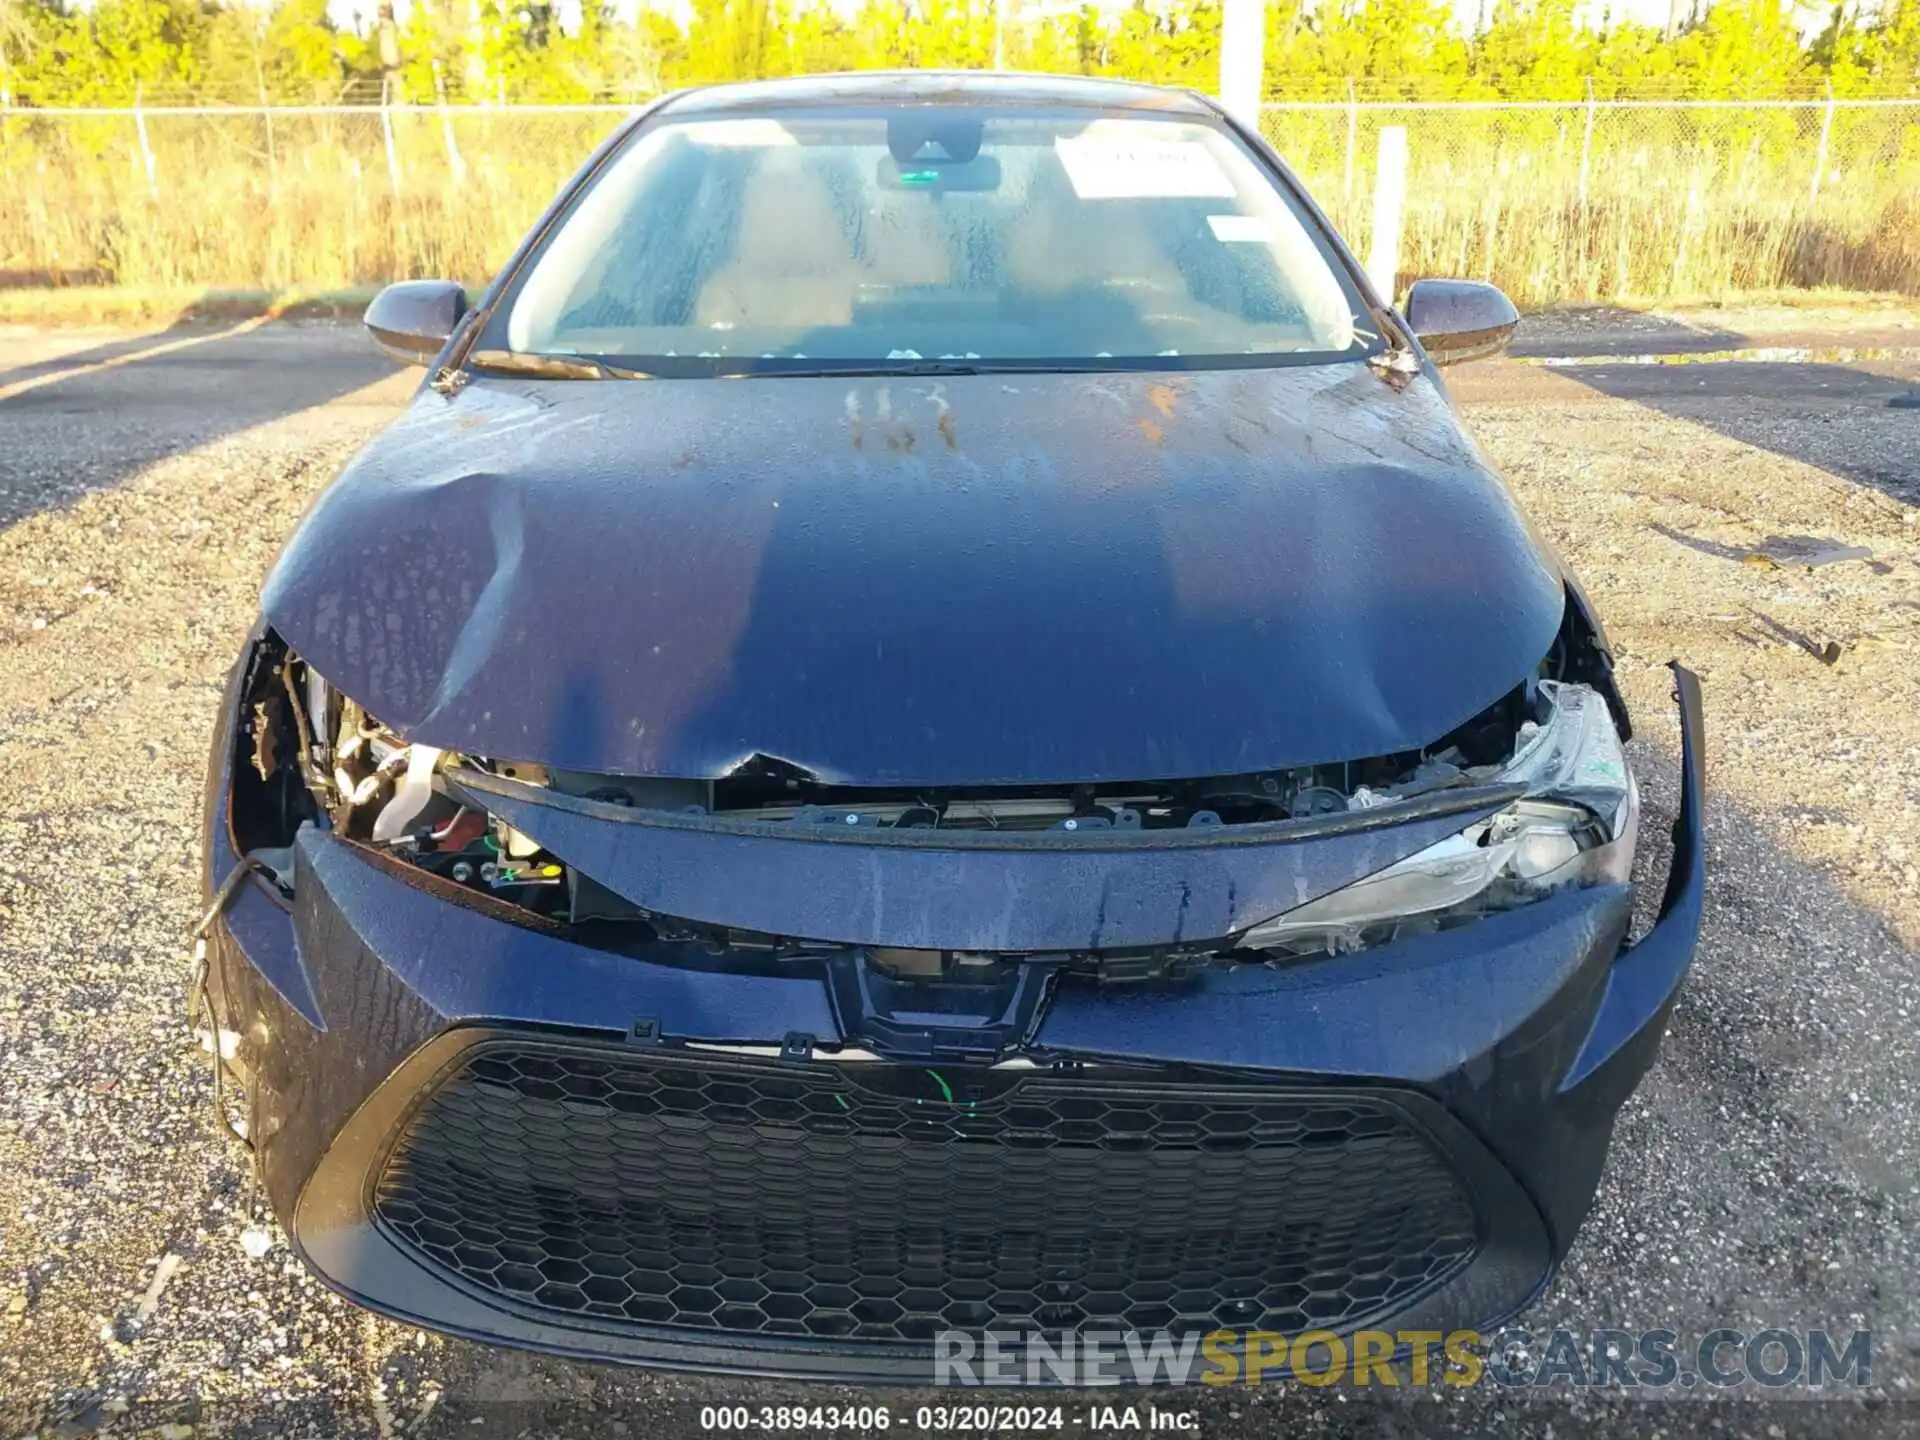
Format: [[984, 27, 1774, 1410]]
[[3, 318, 1920, 1437]]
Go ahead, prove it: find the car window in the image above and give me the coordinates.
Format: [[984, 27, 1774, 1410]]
[[501, 108, 1371, 374]]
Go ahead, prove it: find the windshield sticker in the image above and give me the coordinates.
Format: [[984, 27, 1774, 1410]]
[[686, 119, 796, 148], [1055, 137, 1236, 200], [1206, 214, 1275, 242]]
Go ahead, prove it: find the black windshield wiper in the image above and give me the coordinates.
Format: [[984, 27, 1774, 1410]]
[[465, 349, 653, 381]]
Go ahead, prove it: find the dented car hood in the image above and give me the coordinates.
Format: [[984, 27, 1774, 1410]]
[[263, 362, 1565, 784]]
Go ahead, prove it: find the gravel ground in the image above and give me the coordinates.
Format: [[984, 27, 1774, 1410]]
[[3, 320, 1920, 1438]]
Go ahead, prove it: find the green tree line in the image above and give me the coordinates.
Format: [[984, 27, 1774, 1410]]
[[1, 0, 1916, 106]]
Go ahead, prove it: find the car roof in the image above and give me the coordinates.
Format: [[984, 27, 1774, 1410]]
[[658, 70, 1219, 118]]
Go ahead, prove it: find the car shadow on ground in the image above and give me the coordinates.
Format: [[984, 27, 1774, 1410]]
[[0, 327, 218, 389], [1507, 323, 1756, 361], [1549, 359, 1920, 508], [0, 317, 402, 532]]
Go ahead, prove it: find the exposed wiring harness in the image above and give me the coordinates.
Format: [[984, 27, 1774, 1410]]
[[279, 654, 331, 802]]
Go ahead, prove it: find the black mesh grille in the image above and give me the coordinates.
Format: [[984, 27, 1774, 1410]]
[[372, 1041, 1481, 1343]]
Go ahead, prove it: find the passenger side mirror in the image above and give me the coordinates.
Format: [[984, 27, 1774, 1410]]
[[1403, 279, 1519, 367], [364, 280, 469, 366]]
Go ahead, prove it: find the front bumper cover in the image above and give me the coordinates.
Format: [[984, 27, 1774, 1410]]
[[198, 663, 1707, 1383]]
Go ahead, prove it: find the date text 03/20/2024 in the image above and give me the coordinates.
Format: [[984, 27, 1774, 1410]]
[[698, 1407, 1197, 1432]]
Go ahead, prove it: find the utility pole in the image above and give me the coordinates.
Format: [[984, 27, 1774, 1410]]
[[377, 0, 400, 92], [466, 0, 488, 97]]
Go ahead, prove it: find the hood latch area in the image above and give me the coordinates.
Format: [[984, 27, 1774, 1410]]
[[821, 951, 1061, 1062]]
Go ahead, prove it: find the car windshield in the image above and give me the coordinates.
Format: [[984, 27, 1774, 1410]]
[[496, 105, 1376, 376]]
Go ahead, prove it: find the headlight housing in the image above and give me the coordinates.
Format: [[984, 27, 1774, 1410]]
[[1237, 681, 1639, 957]]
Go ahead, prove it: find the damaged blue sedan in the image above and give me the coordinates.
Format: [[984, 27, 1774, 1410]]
[[194, 71, 1706, 1381]]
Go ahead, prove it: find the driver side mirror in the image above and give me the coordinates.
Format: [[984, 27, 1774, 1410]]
[[364, 280, 469, 366], [1403, 279, 1519, 367]]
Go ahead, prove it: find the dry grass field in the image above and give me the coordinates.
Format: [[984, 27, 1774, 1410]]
[[2, 99, 1917, 305]]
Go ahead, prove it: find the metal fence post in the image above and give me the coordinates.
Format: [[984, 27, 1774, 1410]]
[[1343, 78, 1358, 204], [1368, 125, 1408, 300], [1578, 79, 1596, 209], [132, 82, 157, 193], [1809, 84, 1835, 208], [259, 78, 279, 196], [1218, 0, 1266, 129], [433, 61, 468, 186], [1672, 176, 1701, 293], [380, 75, 404, 197]]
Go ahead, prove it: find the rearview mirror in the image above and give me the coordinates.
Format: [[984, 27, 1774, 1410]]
[[364, 280, 469, 366], [1403, 279, 1518, 367]]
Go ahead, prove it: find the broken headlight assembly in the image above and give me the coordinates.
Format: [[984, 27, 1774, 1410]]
[[1236, 681, 1638, 958]]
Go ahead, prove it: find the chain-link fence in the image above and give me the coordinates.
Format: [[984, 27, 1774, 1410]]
[[0, 104, 637, 291], [3, 99, 1917, 302], [1261, 98, 1920, 302]]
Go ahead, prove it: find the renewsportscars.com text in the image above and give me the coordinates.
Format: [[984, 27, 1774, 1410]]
[[932, 1326, 1872, 1388]]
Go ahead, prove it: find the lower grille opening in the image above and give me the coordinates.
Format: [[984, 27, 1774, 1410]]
[[372, 1041, 1482, 1344]]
